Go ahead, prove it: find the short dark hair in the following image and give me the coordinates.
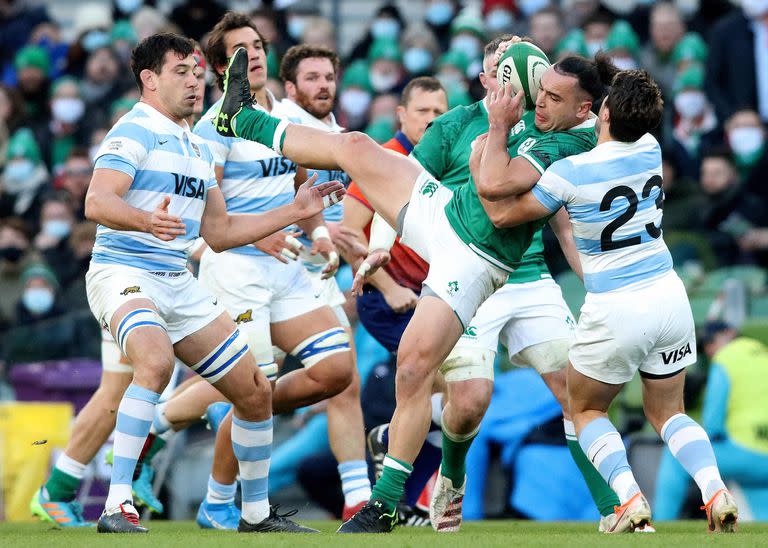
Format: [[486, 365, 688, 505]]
[[279, 44, 340, 84], [701, 146, 735, 166], [131, 33, 195, 93], [531, 6, 565, 26], [400, 76, 445, 107], [206, 12, 267, 91], [554, 52, 618, 104], [605, 69, 664, 142], [484, 34, 515, 58]]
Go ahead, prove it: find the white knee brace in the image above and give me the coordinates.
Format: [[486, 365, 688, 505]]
[[290, 327, 350, 368]]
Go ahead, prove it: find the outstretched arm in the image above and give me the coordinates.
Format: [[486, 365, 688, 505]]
[[200, 173, 344, 252]]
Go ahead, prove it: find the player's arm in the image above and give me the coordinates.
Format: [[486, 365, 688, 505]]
[[293, 167, 340, 278], [700, 363, 729, 439], [343, 194, 416, 312], [200, 173, 344, 252], [548, 208, 583, 279], [475, 85, 541, 201]]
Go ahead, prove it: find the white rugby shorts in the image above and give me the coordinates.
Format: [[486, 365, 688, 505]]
[[570, 270, 697, 384]]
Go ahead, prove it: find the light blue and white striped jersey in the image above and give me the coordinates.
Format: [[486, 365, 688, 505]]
[[194, 91, 299, 257], [280, 98, 348, 233], [92, 102, 217, 272], [532, 133, 671, 293]]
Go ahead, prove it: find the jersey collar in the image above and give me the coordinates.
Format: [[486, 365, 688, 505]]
[[280, 98, 344, 132], [394, 130, 414, 154], [134, 101, 191, 139]]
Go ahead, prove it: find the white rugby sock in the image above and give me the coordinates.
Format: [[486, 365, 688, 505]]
[[338, 460, 372, 506]]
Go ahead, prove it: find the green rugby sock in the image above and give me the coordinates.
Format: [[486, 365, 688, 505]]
[[44, 467, 81, 502], [233, 107, 285, 151], [564, 419, 620, 516], [441, 424, 478, 487], [370, 454, 412, 512]]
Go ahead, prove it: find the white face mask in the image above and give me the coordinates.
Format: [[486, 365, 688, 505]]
[[371, 18, 400, 40], [369, 71, 399, 92], [116, 0, 143, 14], [403, 48, 433, 74], [287, 17, 307, 41], [742, 0, 768, 19], [674, 90, 706, 119], [51, 97, 85, 124], [729, 126, 765, 157], [3, 159, 35, 192], [586, 40, 604, 57], [519, 0, 550, 17], [23, 287, 55, 315], [611, 56, 638, 71], [451, 35, 481, 59], [340, 89, 372, 117]]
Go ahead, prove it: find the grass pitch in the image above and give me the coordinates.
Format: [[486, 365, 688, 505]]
[[1, 520, 767, 547]]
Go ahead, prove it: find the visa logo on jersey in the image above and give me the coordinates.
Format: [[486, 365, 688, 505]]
[[661, 343, 692, 365], [173, 173, 205, 199], [256, 157, 297, 178]]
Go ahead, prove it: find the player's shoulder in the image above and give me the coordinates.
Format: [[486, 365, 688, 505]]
[[436, 101, 483, 127]]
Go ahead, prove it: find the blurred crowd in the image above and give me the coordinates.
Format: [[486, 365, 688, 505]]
[[0, 0, 767, 366]]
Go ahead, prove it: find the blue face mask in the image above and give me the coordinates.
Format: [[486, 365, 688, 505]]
[[518, 0, 550, 17], [43, 219, 72, 239], [403, 48, 433, 74], [82, 30, 111, 52], [371, 18, 401, 40], [23, 287, 55, 315], [426, 2, 455, 26], [287, 17, 306, 41], [451, 35, 481, 59], [3, 160, 35, 191], [116, 0, 143, 14], [485, 9, 514, 32]]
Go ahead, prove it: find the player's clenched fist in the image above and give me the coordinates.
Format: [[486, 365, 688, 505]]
[[149, 195, 186, 241]]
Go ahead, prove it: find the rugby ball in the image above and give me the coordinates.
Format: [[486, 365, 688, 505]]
[[496, 42, 551, 110]]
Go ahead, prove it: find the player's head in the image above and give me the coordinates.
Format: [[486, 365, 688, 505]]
[[280, 44, 340, 119], [599, 69, 664, 142], [479, 34, 514, 95], [701, 320, 737, 359], [207, 12, 268, 93], [535, 53, 618, 132], [131, 33, 198, 121], [397, 76, 447, 145]]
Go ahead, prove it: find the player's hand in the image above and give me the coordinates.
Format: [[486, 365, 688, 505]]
[[310, 235, 340, 279], [294, 173, 345, 218], [487, 83, 524, 131], [254, 230, 303, 263], [149, 196, 186, 241], [351, 248, 391, 296], [331, 223, 368, 259], [382, 284, 418, 313], [469, 133, 489, 181], [493, 35, 523, 67]]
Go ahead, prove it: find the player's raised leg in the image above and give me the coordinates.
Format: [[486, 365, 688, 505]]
[[174, 312, 318, 533], [215, 47, 419, 228]]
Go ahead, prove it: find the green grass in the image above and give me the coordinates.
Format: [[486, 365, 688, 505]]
[[1, 520, 767, 547]]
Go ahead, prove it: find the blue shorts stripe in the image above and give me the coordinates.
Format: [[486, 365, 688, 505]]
[[196, 330, 239, 375], [232, 441, 271, 462], [116, 412, 153, 437], [240, 478, 269, 503], [202, 344, 248, 380]]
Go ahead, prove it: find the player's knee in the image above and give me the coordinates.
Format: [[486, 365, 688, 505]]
[[447, 380, 492, 427], [232, 374, 271, 418], [133, 355, 174, 392], [395, 354, 434, 396], [342, 131, 374, 154]]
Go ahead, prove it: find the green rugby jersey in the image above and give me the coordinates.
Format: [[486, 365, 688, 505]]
[[443, 114, 597, 272]]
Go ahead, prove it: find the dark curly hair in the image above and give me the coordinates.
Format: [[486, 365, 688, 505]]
[[131, 33, 195, 93], [279, 44, 340, 84], [554, 52, 618, 105], [605, 69, 664, 142]]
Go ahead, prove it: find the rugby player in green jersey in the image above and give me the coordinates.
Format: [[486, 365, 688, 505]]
[[213, 45, 614, 533], [406, 36, 621, 532]]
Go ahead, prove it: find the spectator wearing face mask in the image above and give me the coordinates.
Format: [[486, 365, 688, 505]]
[[425, 0, 463, 51], [449, 8, 487, 72], [79, 46, 130, 139], [0, 217, 36, 331], [367, 39, 406, 95], [13, 263, 63, 327], [347, 3, 405, 64], [0, 128, 49, 224], [553, 28, 588, 61], [35, 77, 88, 172], [604, 20, 641, 71], [34, 194, 77, 282], [337, 60, 373, 131], [640, 2, 686, 100], [707, 0, 768, 123], [724, 109, 766, 178], [482, 0, 517, 38], [581, 10, 614, 58], [58, 220, 96, 311], [669, 32, 707, 73], [110, 19, 138, 67], [668, 64, 718, 180], [400, 25, 441, 77]]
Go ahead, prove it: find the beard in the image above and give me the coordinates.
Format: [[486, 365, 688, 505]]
[[294, 86, 334, 119]]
